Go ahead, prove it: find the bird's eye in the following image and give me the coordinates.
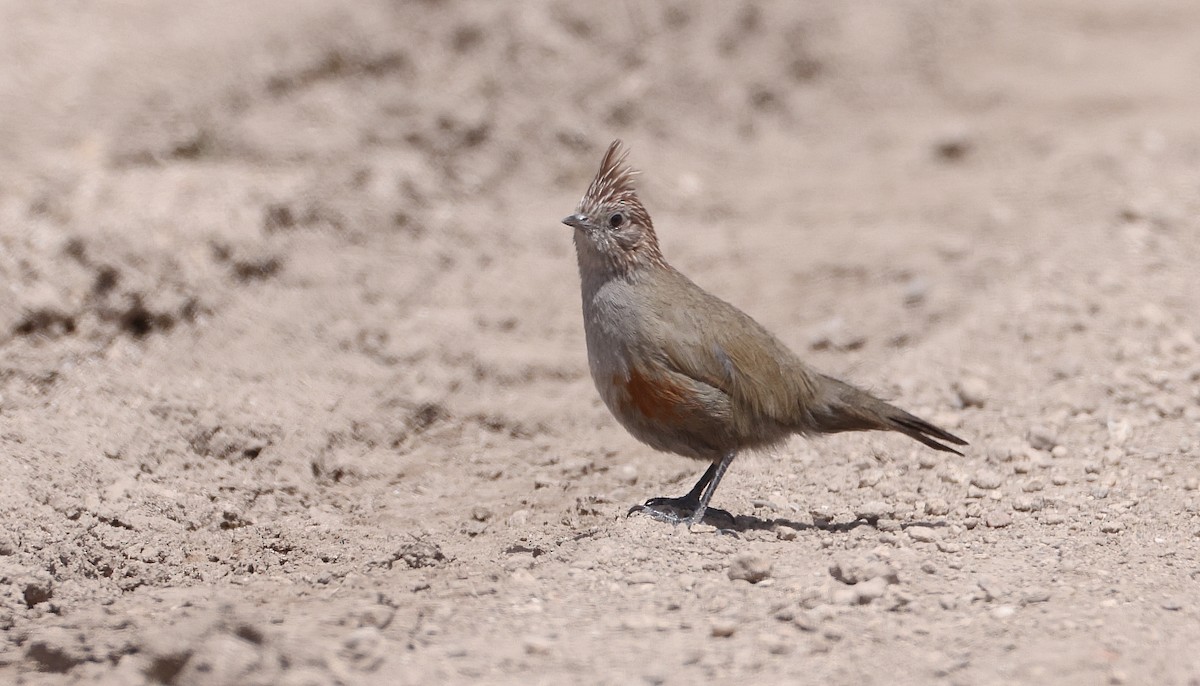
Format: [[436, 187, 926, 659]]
[[608, 212, 624, 228]]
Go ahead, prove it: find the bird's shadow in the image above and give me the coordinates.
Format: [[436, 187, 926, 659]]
[[667, 508, 950, 537]]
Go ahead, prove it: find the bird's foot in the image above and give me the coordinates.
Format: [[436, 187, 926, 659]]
[[628, 496, 736, 529]]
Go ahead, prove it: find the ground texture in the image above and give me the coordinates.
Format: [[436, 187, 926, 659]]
[[2, 2, 1199, 684]]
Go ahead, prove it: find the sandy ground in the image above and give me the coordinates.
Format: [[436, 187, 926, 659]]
[[2, 1, 1199, 684]]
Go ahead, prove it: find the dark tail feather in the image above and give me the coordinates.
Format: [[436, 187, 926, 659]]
[[812, 375, 968, 455], [887, 412, 967, 455]]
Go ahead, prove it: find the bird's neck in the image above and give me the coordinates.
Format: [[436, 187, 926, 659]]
[[573, 236, 666, 290]]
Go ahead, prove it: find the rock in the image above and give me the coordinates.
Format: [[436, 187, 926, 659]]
[[728, 554, 772, 584], [1040, 512, 1066, 525], [1100, 521, 1124, 533], [954, 377, 988, 408]]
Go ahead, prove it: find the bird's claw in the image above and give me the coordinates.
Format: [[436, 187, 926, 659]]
[[628, 497, 736, 530]]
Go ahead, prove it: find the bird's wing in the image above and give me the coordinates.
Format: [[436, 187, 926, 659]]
[[649, 275, 816, 423]]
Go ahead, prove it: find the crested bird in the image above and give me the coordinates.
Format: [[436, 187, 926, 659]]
[[563, 140, 967, 528]]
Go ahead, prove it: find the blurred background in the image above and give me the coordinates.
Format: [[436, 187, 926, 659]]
[[2, 2, 1199, 684]]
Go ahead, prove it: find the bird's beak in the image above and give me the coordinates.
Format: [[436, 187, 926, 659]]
[[562, 213, 587, 229]]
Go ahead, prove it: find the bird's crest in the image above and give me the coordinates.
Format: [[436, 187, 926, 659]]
[[578, 140, 653, 230], [583, 140, 639, 208]]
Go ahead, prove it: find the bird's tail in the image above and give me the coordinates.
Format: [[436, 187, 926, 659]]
[[810, 375, 968, 455]]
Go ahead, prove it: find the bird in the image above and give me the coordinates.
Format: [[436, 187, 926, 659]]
[[561, 140, 968, 529]]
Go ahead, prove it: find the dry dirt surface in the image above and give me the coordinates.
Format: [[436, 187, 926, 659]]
[[2, 2, 1199, 685]]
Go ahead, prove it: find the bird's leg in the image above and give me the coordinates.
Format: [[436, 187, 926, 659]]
[[630, 452, 737, 528]]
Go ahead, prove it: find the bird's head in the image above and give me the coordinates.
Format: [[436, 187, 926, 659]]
[[563, 140, 663, 272]]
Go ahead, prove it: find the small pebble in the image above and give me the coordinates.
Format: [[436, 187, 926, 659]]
[[908, 527, 940, 543], [1051, 445, 1068, 459], [1022, 479, 1044, 492], [876, 518, 902, 532], [1023, 588, 1051, 604], [775, 525, 799, 541], [932, 129, 973, 162], [728, 554, 773, 584], [1040, 513, 1066, 525], [925, 499, 950, 516], [768, 493, 790, 510], [831, 588, 859, 606], [954, 377, 989, 408], [972, 471, 1004, 490], [1100, 522, 1124, 533], [1183, 477, 1199, 491], [991, 605, 1016, 620], [1012, 496, 1044, 512], [626, 572, 657, 586], [985, 511, 1012, 528], [855, 501, 892, 520], [523, 636, 553, 655], [854, 577, 889, 604], [829, 557, 899, 585], [809, 504, 836, 524], [710, 619, 738, 638], [616, 465, 639, 486], [792, 611, 819, 632], [1029, 426, 1059, 451]]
